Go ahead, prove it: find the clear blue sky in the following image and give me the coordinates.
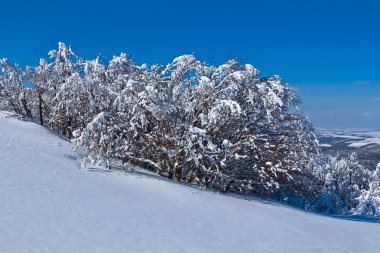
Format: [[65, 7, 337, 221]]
[[0, 0, 379, 130]]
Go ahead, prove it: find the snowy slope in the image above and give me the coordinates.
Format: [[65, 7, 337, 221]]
[[1, 115, 379, 253]]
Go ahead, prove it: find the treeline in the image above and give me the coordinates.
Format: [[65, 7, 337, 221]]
[[0, 43, 379, 216]]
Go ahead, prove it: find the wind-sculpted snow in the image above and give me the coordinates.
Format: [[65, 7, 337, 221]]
[[0, 116, 379, 253]]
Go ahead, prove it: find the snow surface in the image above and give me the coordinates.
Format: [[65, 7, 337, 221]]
[[1, 115, 379, 253]]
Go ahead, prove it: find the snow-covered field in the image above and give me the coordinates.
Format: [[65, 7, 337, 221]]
[[1, 115, 379, 253]]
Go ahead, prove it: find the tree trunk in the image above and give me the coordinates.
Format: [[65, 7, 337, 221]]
[[21, 98, 33, 119], [38, 92, 43, 125]]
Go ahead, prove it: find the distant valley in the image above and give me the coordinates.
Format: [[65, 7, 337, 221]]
[[318, 130, 380, 169]]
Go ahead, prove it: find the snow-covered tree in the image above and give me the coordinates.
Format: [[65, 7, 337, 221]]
[[0, 58, 33, 118], [43, 43, 89, 135], [27, 58, 52, 125]]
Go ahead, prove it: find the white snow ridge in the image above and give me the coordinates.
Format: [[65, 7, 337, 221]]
[[0, 116, 379, 253]]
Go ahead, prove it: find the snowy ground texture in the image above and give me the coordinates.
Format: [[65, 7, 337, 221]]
[[1, 114, 379, 253]]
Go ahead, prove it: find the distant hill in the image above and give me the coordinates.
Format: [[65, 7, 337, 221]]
[[318, 130, 380, 169]]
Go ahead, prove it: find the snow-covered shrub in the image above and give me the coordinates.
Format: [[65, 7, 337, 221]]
[[303, 153, 373, 214], [355, 163, 380, 216], [75, 55, 319, 194]]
